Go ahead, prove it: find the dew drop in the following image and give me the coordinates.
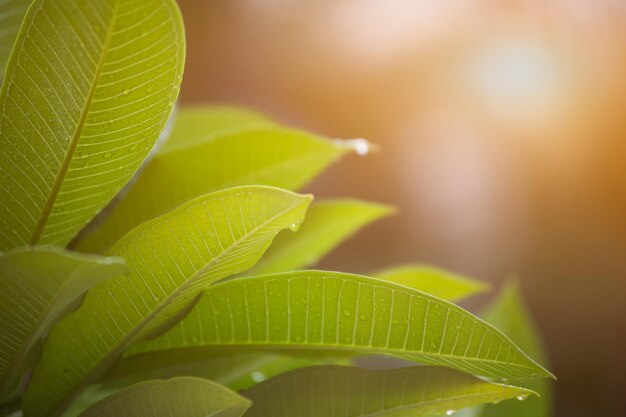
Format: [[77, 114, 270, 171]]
[[446, 410, 456, 416], [342, 309, 351, 317], [333, 138, 372, 156], [289, 223, 299, 231], [517, 395, 528, 401], [251, 371, 265, 382], [122, 89, 131, 96], [103, 151, 112, 159], [359, 314, 367, 321]]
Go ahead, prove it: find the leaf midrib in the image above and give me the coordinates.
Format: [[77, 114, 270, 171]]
[[51, 197, 308, 415], [127, 343, 544, 378], [29, 0, 120, 244]]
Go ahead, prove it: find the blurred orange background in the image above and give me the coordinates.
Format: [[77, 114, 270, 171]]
[[176, 1, 626, 416]]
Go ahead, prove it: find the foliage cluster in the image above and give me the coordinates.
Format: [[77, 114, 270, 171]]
[[0, 1, 553, 416]]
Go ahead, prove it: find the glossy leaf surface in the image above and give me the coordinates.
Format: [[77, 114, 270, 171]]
[[128, 271, 553, 383], [78, 124, 347, 254], [374, 265, 488, 302], [109, 350, 314, 391], [246, 199, 394, 275], [0, 0, 185, 249], [159, 105, 273, 152], [24, 186, 311, 417], [78, 377, 250, 417], [0, 247, 125, 401], [243, 365, 534, 417]]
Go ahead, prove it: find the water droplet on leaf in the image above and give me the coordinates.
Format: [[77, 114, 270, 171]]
[[251, 371, 265, 382], [333, 138, 372, 156]]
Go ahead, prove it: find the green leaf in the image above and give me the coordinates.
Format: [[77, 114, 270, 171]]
[[60, 352, 317, 416], [77, 377, 250, 417], [0, 0, 30, 79], [242, 365, 535, 417], [76, 125, 350, 254], [0, 0, 185, 250], [0, 247, 126, 402], [23, 186, 312, 417], [104, 350, 312, 392], [477, 281, 552, 417], [159, 105, 273, 152], [246, 199, 395, 275], [373, 265, 488, 302], [127, 271, 553, 383]]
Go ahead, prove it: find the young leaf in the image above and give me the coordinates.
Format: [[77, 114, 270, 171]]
[[23, 186, 312, 417], [159, 105, 273, 152], [127, 271, 553, 383], [246, 199, 395, 275], [242, 365, 535, 417], [0, 0, 29, 79], [373, 265, 488, 302], [78, 377, 250, 417], [77, 126, 349, 254], [477, 281, 552, 417], [0, 0, 185, 250], [0, 247, 126, 401]]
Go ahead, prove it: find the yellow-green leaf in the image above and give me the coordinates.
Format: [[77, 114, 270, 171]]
[[0, 247, 125, 402], [243, 365, 535, 417], [104, 350, 312, 392], [0, 0, 30, 79], [23, 186, 312, 417], [78, 377, 250, 417], [373, 265, 488, 302], [0, 0, 185, 250], [60, 352, 317, 416], [159, 105, 273, 152], [77, 123, 349, 254], [127, 271, 553, 383], [246, 199, 394, 275], [478, 281, 552, 417]]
